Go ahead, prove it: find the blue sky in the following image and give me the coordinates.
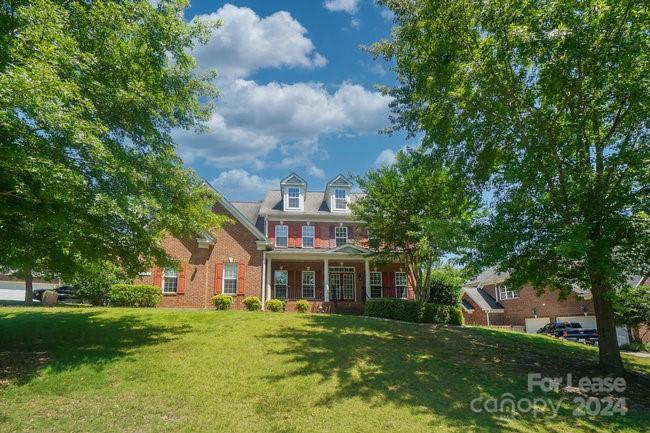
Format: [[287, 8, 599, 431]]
[[175, 0, 413, 201]]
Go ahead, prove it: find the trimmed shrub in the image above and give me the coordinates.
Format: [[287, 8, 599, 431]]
[[295, 299, 310, 313], [448, 306, 464, 325], [620, 342, 650, 352], [365, 298, 423, 322], [71, 261, 129, 306], [366, 298, 462, 325], [109, 284, 162, 307], [242, 296, 261, 311], [266, 299, 285, 312], [421, 303, 450, 324], [212, 294, 233, 310]]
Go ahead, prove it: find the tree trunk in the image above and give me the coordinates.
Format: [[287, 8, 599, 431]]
[[24, 272, 34, 305], [590, 278, 624, 373]]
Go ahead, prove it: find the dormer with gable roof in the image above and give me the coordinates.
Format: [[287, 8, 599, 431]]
[[280, 173, 307, 212], [325, 174, 353, 213]]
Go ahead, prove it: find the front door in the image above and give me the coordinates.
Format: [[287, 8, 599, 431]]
[[329, 271, 355, 301]]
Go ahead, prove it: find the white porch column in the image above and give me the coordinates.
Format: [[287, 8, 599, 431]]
[[324, 258, 329, 302], [266, 256, 272, 301], [364, 258, 371, 301]]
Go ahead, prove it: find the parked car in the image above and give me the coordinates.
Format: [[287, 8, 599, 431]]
[[33, 285, 75, 302], [538, 321, 598, 344]]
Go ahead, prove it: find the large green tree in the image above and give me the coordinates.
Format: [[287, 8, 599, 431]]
[[352, 150, 477, 302], [372, 0, 649, 372], [0, 0, 228, 302]]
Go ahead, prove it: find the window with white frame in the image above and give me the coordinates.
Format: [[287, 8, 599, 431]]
[[369, 271, 382, 298], [498, 285, 519, 300], [334, 188, 348, 210], [302, 226, 314, 248], [302, 271, 315, 298], [335, 226, 348, 247], [395, 272, 407, 298], [223, 263, 238, 295], [163, 268, 178, 293], [275, 225, 288, 247], [274, 270, 288, 298], [287, 187, 300, 209]]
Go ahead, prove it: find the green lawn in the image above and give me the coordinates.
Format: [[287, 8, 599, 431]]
[[1, 308, 649, 433]]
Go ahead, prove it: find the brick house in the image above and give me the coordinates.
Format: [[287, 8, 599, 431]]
[[462, 268, 649, 338], [138, 173, 413, 312]]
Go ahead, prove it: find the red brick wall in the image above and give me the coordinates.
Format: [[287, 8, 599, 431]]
[[482, 283, 594, 326], [137, 201, 263, 309], [267, 221, 367, 249]]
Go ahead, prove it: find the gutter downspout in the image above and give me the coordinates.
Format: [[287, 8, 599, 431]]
[[486, 311, 491, 326]]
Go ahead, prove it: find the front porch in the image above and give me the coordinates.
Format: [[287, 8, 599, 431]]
[[262, 247, 413, 314]]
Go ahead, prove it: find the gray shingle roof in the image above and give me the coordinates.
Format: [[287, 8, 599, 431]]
[[258, 190, 364, 217], [465, 267, 509, 286], [463, 287, 504, 311], [229, 201, 261, 225]]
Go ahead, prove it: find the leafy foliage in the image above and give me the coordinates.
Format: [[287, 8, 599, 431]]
[[373, 0, 649, 372], [69, 261, 129, 306], [109, 284, 162, 307], [242, 296, 261, 311], [428, 266, 465, 306], [614, 284, 650, 331], [295, 299, 310, 313], [353, 150, 477, 302], [266, 299, 285, 312], [365, 298, 462, 325], [212, 294, 233, 311], [0, 0, 229, 300]]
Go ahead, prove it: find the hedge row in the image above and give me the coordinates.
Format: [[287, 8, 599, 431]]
[[365, 298, 463, 325], [109, 284, 162, 307]]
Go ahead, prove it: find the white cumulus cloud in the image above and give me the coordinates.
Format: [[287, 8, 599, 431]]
[[324, 0, 361, 14], [193, 4, 326, 79], [211, 169, 280, 199], [374, 148, 397, 167], [177, 80, 391, 172]]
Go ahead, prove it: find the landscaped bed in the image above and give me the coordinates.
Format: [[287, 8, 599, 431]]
[[0, 307, 648, 433]]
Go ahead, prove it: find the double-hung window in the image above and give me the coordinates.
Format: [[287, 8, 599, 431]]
[[302, 226, 314, 248], [223, 263, 238, 295], [395, 272, 407, 298], [274, 270, 288, 298], [369, 272, 382, 298], [334, 189, 347, 210], [275, 225, 288, 247], [498, 285, 519, 300], [163, 268, 178, 293], [302, 271, 315, 298], [287, 187, 300, 209], [335, 226, 348, 247]]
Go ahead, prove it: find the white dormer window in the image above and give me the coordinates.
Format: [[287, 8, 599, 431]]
[[287, 187, 300, 209], [334, 189, 347, 210]]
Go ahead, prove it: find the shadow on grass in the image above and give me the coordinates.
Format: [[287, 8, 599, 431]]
[[0, 309, 190, 388], [261, 315, 650, 432]]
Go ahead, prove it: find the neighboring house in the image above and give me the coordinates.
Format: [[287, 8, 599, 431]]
[[137, 173, 413, 312], [462, 268, 648, 339]]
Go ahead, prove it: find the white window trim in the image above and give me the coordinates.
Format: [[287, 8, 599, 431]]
[[162, 268, 178, 294], [222, 263, 238, 295], [335, 226, 348, 247], [275, 224, 288, 248], [395, 272, 408, 299], [301, 270, 316, 299], [286, 187, 301, 210], [498, 285, 519, 300], [301, 225, 314, 248], [369, 271, 382, 299], [274, 270, 288, 299], [332, 188, 349, 211]]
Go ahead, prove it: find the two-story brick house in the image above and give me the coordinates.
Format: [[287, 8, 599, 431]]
[[138, 173, 413, 312]]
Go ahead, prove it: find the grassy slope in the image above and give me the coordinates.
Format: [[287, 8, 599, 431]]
[[0, 307, 648, 433]]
